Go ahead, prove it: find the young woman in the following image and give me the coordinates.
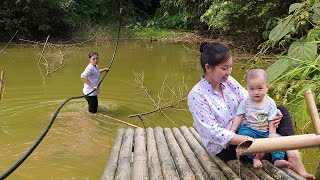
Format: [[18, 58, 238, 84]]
[[187, 42, 314, 179], [81, 51, 108, 113]]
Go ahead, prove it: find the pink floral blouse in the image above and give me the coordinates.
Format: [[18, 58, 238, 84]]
[[188, 76, 248, 154]]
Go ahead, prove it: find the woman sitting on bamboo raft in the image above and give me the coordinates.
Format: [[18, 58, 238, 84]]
[[187, 42, 315, 180]]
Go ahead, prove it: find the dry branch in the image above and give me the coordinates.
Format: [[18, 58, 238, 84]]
[[128, 71, 188, 126], [0, 30, 19, 53]]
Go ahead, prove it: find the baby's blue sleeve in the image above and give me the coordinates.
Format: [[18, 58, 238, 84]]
[[236, 100, 246, 116], [268, 98, 278, 120]]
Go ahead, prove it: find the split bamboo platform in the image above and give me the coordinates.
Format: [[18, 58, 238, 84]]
[[101, 126, 306, 180]]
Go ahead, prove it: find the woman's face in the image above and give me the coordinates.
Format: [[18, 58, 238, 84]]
[[89, 55, 99, 66], [205, 56, 233, 84]]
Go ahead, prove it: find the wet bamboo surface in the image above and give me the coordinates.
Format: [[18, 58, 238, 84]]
[[101, 126, 306, 180]]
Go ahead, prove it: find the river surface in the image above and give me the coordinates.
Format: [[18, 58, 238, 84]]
[[0, 40, 317, 179]]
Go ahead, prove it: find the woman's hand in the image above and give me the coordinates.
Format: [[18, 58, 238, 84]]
[[271, 109, 283, 128]]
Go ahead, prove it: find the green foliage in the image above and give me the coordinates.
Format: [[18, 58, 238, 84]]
[[148, 0, 211, 29], [200, 0, 295, 34], [259, 1, 320, 132], [0, 0, 71, 39]]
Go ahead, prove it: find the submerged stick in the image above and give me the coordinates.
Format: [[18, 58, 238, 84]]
[[98, 113, 139, 128]]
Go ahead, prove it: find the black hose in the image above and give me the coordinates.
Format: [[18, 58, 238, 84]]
[[0, 11, 122, 180]]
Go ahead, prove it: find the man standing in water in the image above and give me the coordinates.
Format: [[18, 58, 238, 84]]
[[81, 51, 109, 113]]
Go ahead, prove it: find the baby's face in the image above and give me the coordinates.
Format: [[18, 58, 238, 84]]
[[246, 77, 268, 102]]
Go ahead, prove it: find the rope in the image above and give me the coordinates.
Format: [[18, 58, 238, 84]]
[[0, 10, 122, 180]]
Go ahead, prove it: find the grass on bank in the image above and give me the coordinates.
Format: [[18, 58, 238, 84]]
[[72, 24, 183, 41]]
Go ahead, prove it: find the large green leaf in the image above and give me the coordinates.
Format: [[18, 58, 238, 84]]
[[288, 40, 318, 61], [289, 3, 303, 13], [312, 3, 320, 24], [269, 15, 294, 44], [288, 97, 310, 130], [266, 57, 292, 83]]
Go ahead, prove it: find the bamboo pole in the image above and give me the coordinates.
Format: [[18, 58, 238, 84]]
[[101, 129, 124, 180], [154, 127, 179, 179], [163, 128, 196, 179], [180, 126, 227, 180], [305, 89, 320, 134], [261, 160, 293, 180], [172, 127, 210, 179], [146, 128, 163, 180], [98, 114, 140, 128], [226, 160, 259, 180], [115, 128, 134, 179], [132, 128, 148, 180], [188, 127, 240, 180], [237, 133, 320, 155]]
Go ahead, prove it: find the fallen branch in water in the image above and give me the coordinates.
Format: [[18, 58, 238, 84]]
[[128, 71, 188, 126]]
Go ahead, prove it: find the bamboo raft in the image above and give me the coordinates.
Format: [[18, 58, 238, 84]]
[[101, 126, 305, 180]]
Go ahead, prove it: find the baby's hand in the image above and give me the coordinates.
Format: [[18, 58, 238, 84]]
[[268, 132, 277, 138]]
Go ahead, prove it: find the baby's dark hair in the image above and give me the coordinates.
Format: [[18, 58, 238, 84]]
[[88, 51, 99, 58], [200, 42, 231, 73], [246, 68, 268, 83]]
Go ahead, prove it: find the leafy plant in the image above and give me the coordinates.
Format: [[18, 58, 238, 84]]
[[260, 1, 320, 132]]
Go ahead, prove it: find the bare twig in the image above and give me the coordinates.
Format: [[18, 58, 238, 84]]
[[129, 72, 188, 126], [129, 104, 174, 118], [0, 30, 19, 53], [38, 35, 50, 66], [19, 36, 96, 47]]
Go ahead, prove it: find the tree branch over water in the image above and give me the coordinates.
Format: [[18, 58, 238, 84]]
[[128, 71, 188, 126]]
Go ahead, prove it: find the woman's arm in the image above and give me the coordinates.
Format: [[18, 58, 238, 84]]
[[99, 68, 109, 73], [81, 76, 97, 89], [228, 133, 253, 145]]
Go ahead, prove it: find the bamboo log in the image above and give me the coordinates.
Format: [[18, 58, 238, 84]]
[[132, 128, 148, 180], [154, 127, 179, 179], [243, 163, 274, 180], [180, 126, 227, 180], [261, 160, 293, 180], [172, 127, 209, 180], [280, 168, 306, 180], [146, 128, 164, 180], [101, 129, 124, 180], [189, 127, 240, 180], [305, 89, 320, 134], [115, 128, 134, 180], [163, 128, 196, 179], [226, 160, 259, 180], [237, 134, 320, 155]]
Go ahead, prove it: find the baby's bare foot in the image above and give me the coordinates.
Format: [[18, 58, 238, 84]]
[[253, 158, 263, 168], [274, 159, 290, 168]]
